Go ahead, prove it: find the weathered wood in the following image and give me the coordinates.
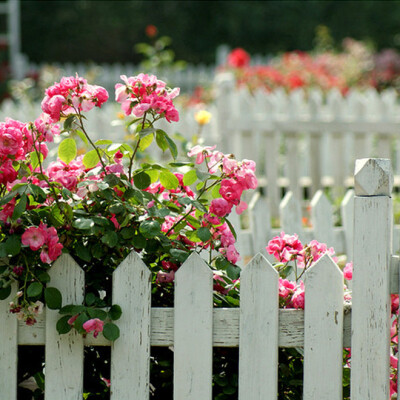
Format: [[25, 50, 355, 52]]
[[279, 191, 304, 241], [303, 255, 343, 400], [0, 284, 17, 400], [17, 306, 353, 348], [351, 158, 392, 400], [45, 254, 85, 400], [239, 254, 278, 399], [174, 253, 213, 400], [111, 251, 151, 400]]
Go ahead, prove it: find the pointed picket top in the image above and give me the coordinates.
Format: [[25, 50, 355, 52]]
[[174, 252, 213, 400], [240, 252, 278, 280], [310, 190, 334, 247], [176, 251, 213, 280], [248, 192, 271, 255], [309, 89, 323, 119], [347, 90, 366, 121], [326, 88, 343, 120], [239, 253, 279, 399], [111, 250, 151, 400], [279, 191, 304, 241], [303, 253, 344, 400], [46, 253, 85, 400], [354, 158, 393, 196]]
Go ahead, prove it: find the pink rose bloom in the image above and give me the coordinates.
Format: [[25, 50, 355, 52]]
[[0, 159, 18, 185], [343, 262, 353, 281], [391, 294, 399, 315], [83, 318, 104, 338], [210, 198, 232, 217], [67, 314, 79, 326], [22, 227, 46, 251], [41, 94, 66, 122], [219, 179, 243, 206], [187, 144, 216, 164], [225, 244, 240, 264], [266, 232, 303, 263], [227, 48, 250, 68], [0, 119, 24, 157], [156, 270, 175, 283], [290, 283, 305, 309], [59, 76, 78, 91], [235, 201, 248, 215], [279, 278, 297, 300]]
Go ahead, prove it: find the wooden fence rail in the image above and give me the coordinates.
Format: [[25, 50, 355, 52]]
[[0, 158, 397, 399]]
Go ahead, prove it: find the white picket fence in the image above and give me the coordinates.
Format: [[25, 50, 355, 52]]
[[213, 73, 400, 215], [0, 157, 398, 399]]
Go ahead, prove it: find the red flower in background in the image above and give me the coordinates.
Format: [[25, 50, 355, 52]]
[[227, 48, 250, 68], [145, 25, 158, 38]]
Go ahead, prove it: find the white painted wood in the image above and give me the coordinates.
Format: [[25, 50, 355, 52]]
[[111, 251, 151, 400], [174, 253, 213, 400], [17, 305, 353, 348], [303, 254, 343, 400], [279, 191, 304, 241], [0, 283, 17, 400], [248, 192, 271, 256], [310, 190, 334, 246], [45, 254, 85, 400], [239, 254, 278, 399], [340, 189, 354, 261], [351, 158, 392, 400]]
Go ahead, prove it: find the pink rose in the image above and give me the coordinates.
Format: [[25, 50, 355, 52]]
[[210, 198, 232, 217], [22, 227, 46, 251], [83, 318, 104, 338], [343, 262, 353, 281]]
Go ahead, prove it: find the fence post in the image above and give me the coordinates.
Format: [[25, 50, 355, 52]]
[[351, 158, 393, 399]]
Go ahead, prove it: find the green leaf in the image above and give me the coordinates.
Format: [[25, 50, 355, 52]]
[[56, 315, 73, 334], [72, 218, 94, 230], [95, 139, 113, 146], [29, 184, 46, 203], [75, 129, 88, 145], [37, 271, 51, 283], [74, 243, 91, 262], [170, 248, 189, 262], [85, 292, 96, 306], [191, 200, 207, 213], [59, 304, 86, 315], [196, 170, 211, 182], [183, 170, 197, 186], [102, 322, 120, 341], [155, 130, 169, 151], [138, 127, 157, 138], [108, 304, 122, 320], [29, 151, 44, 169], [44, 287, 62, 309], [82, 149, 100, 169], [0, 286, 11, 300], [5, 235, 21, 257], [196, 227, 211, 242], [87, 308, 108, 320], [139, 135, 154, 151], [226, 264, 241, 280], [132, 234, 147, 249], [225, 218, 237, 240], [146, 169, 159, 183], [101, 231, 119, 247], [133, 171, 151, 189], [74, 312, 90, 333], [63, 114, 76, 131], [58, 138, 77, 165], [27, 282, 43, 298], [139, 220, 161, 238], [0, 191, 17, 206], [12, 194, 27, 220], [159, 171, 179, 190], [164, 133, 178, 159]]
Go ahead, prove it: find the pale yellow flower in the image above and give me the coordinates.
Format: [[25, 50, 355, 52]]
[[194, 110, 212, 126]]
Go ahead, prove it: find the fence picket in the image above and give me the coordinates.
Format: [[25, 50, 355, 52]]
[[351, 158, 393, 400], [239, 254, 279, 400], [340, 189, 354, 261], [174, 253, 213, 400], [303, 254, 344, 400], [0, 284, 17, 400], [45, 254, 85, 400], [111, 251, 151, 400], [310, 190, 334, 246], [279, 191, 304, 241]]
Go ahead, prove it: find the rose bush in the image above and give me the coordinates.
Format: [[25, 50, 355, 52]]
[[0, 73, 257, 343]]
